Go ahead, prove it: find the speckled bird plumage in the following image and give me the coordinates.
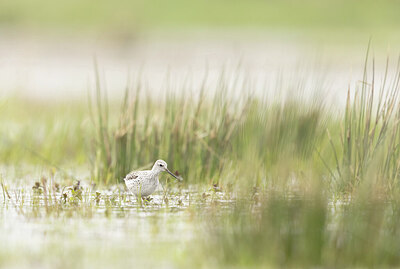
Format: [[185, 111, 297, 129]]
[[124, 160, 180, 197]]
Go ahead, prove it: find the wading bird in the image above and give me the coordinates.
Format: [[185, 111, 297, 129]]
[[124, 159, 181, 198]]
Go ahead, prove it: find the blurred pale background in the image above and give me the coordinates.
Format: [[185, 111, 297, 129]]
[[0, 0, 399, 102]]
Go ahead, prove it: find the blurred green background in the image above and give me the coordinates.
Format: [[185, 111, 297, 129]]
[[1, 0, 400, 36]]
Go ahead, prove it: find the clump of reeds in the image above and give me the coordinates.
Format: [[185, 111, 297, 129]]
[[89, 54, 400, 202], [89, 68, 253, 185], [328, 53, 400, 195], [89, 64, 329, 188]]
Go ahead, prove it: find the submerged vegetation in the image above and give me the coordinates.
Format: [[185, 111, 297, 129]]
[[2, 56, 400, 268]]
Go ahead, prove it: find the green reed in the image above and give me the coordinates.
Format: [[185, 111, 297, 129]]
[[89, 64, 331, 188], [327, 54, 400, 195]]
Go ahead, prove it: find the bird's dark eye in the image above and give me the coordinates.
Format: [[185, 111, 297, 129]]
[[159, 164, 163, 167]]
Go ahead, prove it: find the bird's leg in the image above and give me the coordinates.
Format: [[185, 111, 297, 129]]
[[161, 179, 169, 204]]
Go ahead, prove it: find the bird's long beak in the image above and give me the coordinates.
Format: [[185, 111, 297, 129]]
[[166, 168, 181, 181]]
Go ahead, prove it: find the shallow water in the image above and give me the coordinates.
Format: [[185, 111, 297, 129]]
[[0, 182, 229, 268], [2, 177, 399, 268]]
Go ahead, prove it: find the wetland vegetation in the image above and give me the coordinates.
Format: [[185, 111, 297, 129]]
[[2, 0, 400, 268], [2, 54, 400, 268]]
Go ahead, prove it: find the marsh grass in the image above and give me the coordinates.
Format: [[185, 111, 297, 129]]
[[181, 55, 400, 268], [83, 58, 400, 267], [195, 188, 400, 269], [326, 54, 400, 195], [89, 66, 328, 189], [0, 98, 88, 169], [90, 67, 254, 185], [3, 57, 400, 268]]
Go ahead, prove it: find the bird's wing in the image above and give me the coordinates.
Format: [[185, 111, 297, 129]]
[[124, 171, 140, 181], [124, 171, 148, 191]]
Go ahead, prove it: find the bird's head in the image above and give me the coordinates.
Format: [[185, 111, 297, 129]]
[[152, 159, 181, 181]]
